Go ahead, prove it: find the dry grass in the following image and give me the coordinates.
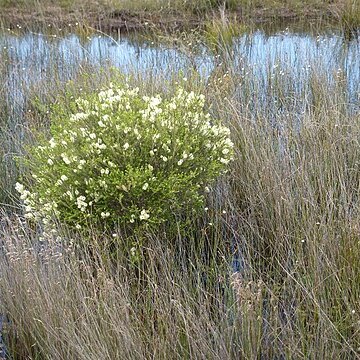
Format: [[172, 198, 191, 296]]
[[0, 0, 359, 30]]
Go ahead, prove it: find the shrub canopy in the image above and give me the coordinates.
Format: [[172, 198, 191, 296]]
[[16, 84, 233, 231]]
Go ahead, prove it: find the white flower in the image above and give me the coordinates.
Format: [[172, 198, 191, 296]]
[[76, 196, 88, 212], [142, 183, 149, 190], [49, 138, 56, 148], [70, 112, 89, 121], [47, 158, 54, 165], [20, 190, 30, 200], [61, 153, 71, 165], [177, 159, 184, 166], [123, 143, 130, 150], [25, 205, 32, 213], [149, 96, 161, 107], [133, 127, 139, 135], [101, 211, 110, 218], [60, 175, 68, 181], [220, 158, 230, 165], [224, 137, 234, 147], [15, 182, 25, 193], [139, 209, 150, 221]]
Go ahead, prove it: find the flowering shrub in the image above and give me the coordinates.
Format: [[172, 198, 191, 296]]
[[16, 84, 233, 231]]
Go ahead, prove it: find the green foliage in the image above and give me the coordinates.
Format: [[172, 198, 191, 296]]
[[203, 18, 249, 53], [16, 84, 233, 233]]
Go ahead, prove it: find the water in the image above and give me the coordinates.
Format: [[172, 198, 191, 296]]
[[1, 29, 359, 108]]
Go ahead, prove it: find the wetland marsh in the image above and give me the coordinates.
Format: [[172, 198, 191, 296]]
[[0, 4, 360, 359]]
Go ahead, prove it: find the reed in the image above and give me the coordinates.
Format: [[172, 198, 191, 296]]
[[1, 0, 360, 28]]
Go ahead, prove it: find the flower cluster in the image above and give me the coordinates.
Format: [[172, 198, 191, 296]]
[[17, 83, 233, 231]]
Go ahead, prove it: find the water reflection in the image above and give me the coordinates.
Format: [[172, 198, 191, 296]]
[[0, 28, 359, 111]]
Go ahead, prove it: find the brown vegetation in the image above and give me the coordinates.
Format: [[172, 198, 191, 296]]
[[0, 0, 359, 32]]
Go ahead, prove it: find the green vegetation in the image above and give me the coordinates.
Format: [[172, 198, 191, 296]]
[[17, 83, 233, 234], [0, 4, 360, 359]]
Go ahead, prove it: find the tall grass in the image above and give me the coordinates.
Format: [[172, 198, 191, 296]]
[[0, 0, 360, 29], [0, 25, 360, 358]]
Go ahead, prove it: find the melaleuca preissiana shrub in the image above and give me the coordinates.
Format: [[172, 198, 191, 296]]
[[16, 84, 233, 232]]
